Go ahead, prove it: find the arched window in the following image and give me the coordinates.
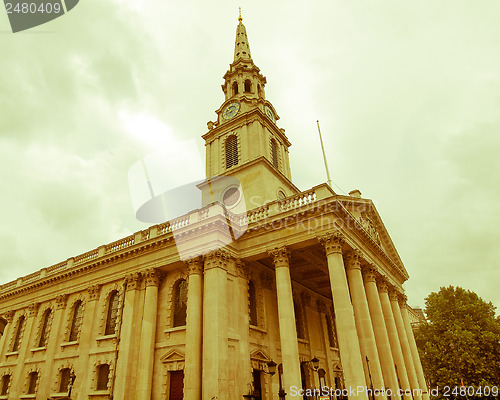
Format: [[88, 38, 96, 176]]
[[270, 139, 279, 168], [12, 315, 25, 352], [172, 279, 188, 327], [257, 84, 261, 97], [294, 300, 305, 339], [104, 291, 119, 335], [0, 374, 10, 395], [232, 82, 239, 96], [69, 301, 83, 342], [59, 369, 71, 393], [225, 135, 239, 168], [38, 309, 51, 347], [248, 280, 258, 326], [96, 364, 110, 390], [244, 79, 251, 93], [326, 314, 337, 348], [27, 371, 38, 394]]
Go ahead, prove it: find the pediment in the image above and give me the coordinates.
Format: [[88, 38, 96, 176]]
[[250, 348, 271, 363], [160, 349, 185, 364]]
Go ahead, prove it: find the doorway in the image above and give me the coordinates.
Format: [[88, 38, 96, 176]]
[[169, 370, 184, 400], [252, 369, 263, 400]]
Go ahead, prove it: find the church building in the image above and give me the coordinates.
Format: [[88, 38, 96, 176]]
[[0, 14, 428, 400]]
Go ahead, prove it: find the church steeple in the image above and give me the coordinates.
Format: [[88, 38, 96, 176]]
[[233, 11, 252, 62], [201, 13, 300, 209]]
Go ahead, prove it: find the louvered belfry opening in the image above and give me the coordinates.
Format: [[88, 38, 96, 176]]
[[226, 135, 239, 168]]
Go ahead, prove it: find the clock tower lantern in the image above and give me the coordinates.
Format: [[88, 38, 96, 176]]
[[202, 13, 300, 210]]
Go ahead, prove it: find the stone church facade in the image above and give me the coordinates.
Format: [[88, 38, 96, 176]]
[[0, 15, 428, 400]]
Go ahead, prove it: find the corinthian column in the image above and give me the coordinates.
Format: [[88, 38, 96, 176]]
[[318, 232, 368, 400], [390, 291, 422, 400], [184, 257, 203, 400], [399, 297, 429, 400], [269, 246, 302, 398], [378, 280, 412, 400], [363, 268, 400, 400], [203, 250, 230, 400], [136, 269, 163, 400], [345, 251, 386, 400]]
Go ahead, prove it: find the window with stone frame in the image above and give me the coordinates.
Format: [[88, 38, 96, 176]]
[[248, 280, 258, 326], [326, 313, 338, 348], [172, 279, 188, 327], [96, 364, 110, 391], [0, 374, 10, 395], [244, 79, 252, 93], [27, 371, 38, 394], [59, 368, 71, 393], [68, 300, 83, 342], [11, 315, 25, 352], [232, 81, 239, 96], [104, 291, 119, 335], [270, 139, 279, 168], [225, 135, 239, 168], [37, 308, 52, 347], [294, 300, 306, 339]]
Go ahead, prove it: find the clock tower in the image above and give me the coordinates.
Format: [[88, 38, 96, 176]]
[[201, 13, 300, 211]]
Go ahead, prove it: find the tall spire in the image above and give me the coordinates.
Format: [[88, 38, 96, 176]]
[[233, 9, 252, 62]]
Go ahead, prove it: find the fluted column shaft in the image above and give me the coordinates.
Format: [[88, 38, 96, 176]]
[[400, 300, 429, 400], [378, 281, 412, 400], [269, 247, 302, 398], [202, 250, 229, 400], [114, 273, 141, 400], [136, 269, 162, 400], [319, 233, 368, 400], [363, 270, 401, 400], [184, 257, 203, 400], [345, 252, 387, 400], [390, 292, 422, 400]]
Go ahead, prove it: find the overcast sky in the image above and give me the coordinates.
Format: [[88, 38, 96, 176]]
[[1, 0, 499, 312]]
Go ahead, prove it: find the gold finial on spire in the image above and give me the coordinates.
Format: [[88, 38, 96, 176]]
[[238, 7, 242, 22]]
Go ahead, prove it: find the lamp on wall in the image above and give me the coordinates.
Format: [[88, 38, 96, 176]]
[[265, 360, 277, 376]]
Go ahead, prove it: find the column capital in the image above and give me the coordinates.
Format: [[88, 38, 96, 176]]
[[377, 277, 390, 293], [125, 272, 142, 291], [345, 250, 363, 270], [301, 291, 312, 307], [186, 257, 203, 275], [362, 265, 378, 283], [318, 231, 344, 256], [398, 294, 408, 307], [203, 249, 230, 271], [235, 259, 248, 279], [28, 302, 39, 317], [55, 294, 68, 310], [143, 268, 164, 287], [388, 288, 401, 302], [87, 284, 101, 301], [268, 246, 290, 268], [3, 310, 14, 323]]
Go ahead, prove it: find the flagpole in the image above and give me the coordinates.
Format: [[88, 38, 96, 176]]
[[316, 120, 333, 188]]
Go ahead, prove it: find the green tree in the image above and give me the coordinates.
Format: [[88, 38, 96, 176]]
[[414, 286, 500, 392]]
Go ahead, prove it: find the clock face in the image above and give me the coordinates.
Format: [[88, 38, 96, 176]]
[[264, 106, 275, 122], [222, 102, 240, 121]]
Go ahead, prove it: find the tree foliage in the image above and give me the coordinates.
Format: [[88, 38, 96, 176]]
[[414, 286, 500, 390]]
